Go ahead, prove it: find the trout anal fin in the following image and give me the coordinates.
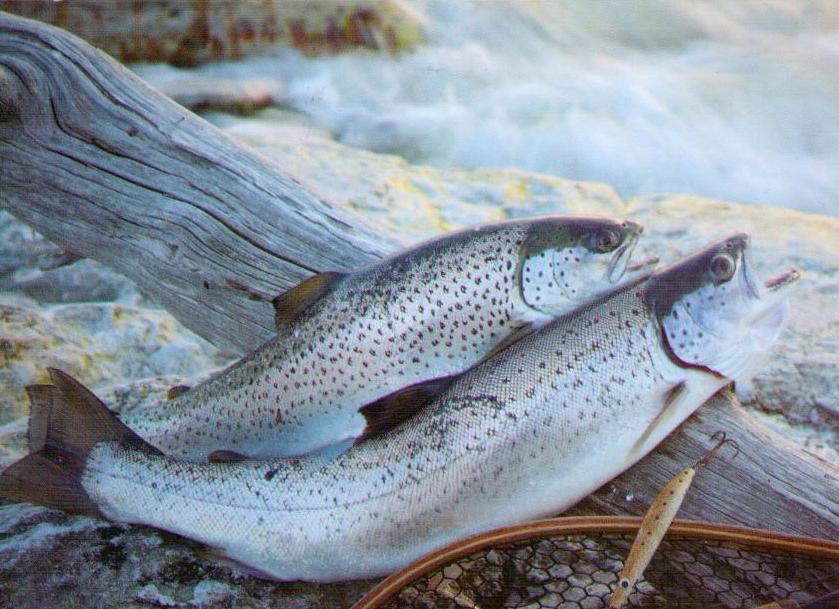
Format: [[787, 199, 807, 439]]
[[357, 375, 457, 443], [272, 272, 344, 330], [1, 368, 160, 517]]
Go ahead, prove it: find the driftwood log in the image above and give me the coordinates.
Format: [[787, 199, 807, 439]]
[[0, 10, 397, 355], [0, 11, 837, 544]]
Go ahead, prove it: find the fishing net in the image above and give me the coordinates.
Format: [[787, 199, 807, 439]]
[[362, 523, 839, 609]]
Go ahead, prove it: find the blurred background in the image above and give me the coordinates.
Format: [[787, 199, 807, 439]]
[[268, 0, 839, 216]]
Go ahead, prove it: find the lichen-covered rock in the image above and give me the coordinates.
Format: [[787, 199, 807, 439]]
[[135, 66, 285, 115], [0, 0, 426, 65], [0, 296, 227, 446]]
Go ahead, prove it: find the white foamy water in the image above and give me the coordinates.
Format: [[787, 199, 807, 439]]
[[268, 0, 839, 216]]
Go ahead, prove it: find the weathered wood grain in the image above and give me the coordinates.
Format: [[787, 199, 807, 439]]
[[0, 11, 835, 544], [0, 10, 398, 354]]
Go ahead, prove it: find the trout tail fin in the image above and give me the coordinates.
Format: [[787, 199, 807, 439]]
[[0, 368, 157, 516]]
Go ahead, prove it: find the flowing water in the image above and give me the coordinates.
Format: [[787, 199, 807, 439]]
[[256, 0, 839, 216]]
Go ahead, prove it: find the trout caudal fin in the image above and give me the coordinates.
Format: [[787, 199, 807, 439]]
[[0, 368, 159, 516]]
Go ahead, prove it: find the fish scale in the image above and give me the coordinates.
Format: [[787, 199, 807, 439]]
[[119, 218, 644, 460]]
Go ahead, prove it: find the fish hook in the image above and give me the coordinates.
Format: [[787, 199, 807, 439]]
[[692, 430, 740, 471]]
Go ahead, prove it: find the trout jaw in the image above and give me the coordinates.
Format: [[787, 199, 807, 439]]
[[653, 240, 798, 384], [764, 268, 800, 293]]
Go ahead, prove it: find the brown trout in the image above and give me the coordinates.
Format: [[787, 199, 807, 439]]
[[0, 234, 796, 581], [115, 217, 648, 461]]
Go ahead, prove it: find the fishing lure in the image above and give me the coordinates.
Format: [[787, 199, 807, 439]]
[[608, 431, 740, 608]]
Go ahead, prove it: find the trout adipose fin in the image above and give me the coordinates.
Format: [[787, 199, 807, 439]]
[[1, 368, 161, 517], [272, 271, 345, 329], [208, 449, 249, 463]]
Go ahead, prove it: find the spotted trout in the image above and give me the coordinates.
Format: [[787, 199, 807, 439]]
[[0, 234, 797, 581], [113, 217, 649, 461]]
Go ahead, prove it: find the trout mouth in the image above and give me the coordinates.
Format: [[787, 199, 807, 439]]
[[607, 234, 647, 283]]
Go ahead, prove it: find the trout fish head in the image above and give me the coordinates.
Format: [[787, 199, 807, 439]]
[[644, 233, 799, 383], [517, 217, 650, 317]]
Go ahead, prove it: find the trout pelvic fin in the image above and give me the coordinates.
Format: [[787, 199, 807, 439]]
[[0, 368, 160, 516], [272, 271, 344, 330], [357, 375, 458, 443]]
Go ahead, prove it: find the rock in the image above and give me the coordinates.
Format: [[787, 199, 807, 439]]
[[0, 210, 140, 304], [0, 295, 228, 464], [135, 65, 284, 115], [0, 210, 61, 280], [0, 0, 426, 65]]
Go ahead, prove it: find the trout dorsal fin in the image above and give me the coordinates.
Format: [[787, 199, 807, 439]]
[[357, 375, 458, 443], [271, 272, 344, 330], [166, 384, 191, 400]]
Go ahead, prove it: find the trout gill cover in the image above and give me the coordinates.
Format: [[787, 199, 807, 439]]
[[0, 234, 797, 581]]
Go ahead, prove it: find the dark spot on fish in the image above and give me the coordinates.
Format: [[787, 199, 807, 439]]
[[264, 468, 278, 481]]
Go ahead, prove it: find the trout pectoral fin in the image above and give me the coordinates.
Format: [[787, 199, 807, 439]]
[[272, 271, 345, 330], [627, 381, 685, 461], [208, 450, 249, 463], [357, 375, 458, 443]]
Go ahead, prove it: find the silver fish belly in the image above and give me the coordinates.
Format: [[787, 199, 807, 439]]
[[119, 218, 646, 461]]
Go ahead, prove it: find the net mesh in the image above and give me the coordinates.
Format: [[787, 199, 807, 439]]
[[380, 532, 839, 609]]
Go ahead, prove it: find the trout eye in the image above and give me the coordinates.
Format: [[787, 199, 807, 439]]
[[592, 229, 621, 253], [709, 253, 736, 282]]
